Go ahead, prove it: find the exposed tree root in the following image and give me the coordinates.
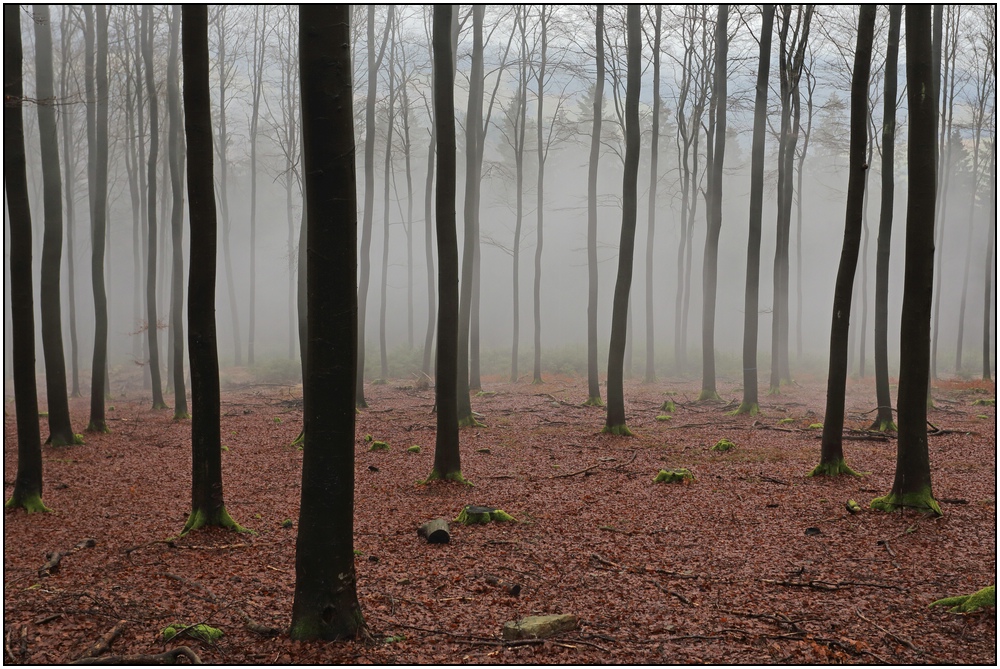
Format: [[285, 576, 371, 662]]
[[181, 506, 249, 536], [808, 458, 861, 478], [870, 490, 942, 516], [69, 646, 202, 665], [5, 492, 51, 514], [602, 424, 633, 436], [929, 585, 996, 613], [39, 538, 97, 577], [582, 396, 604, 407], [75, 619, 127, 661]]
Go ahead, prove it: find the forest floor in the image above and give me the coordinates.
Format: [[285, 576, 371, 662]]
[[3, 372, 996, 664]]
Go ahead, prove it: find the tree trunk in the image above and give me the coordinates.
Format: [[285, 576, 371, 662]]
[[123, 14, 143, 365], [429, 5, 463, 482], [87, 5, 110, 432], [812, 5, 875, 477], [4, 4, 47, 512], [379, 8, 397, 382], [585, 5, 605, 405], [870, 6, 941, 516], [604, 5, 641, 436], [422, 116, 436, 377], [133, 8, 150, 388], [142, 6, 167, 410], [532, 8, 549, 385], [871, 5, 900, 431], [985, 143, 996, 380], [737, 5, 774, 416], [181, 4, 242, 534], [644, 6, 661, 385], [247, 8, 266, 368], [858, 136, 875, 379], [34, 4, 77, 446], [698, 4, 728, 401], [64, 6, 81, 398], [167, 4, 188, 420], [291, 5, 366, 639]]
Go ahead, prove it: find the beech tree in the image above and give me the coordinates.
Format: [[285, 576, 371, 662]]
[[643, 5, 661, 385], [64, 5, 82, 398], [167, 4, 188, 420], [5, 3, 48, 513], [870, 5, 941, 516], [379, 6, 398, 382], [603, 5, 641, 436], [291, 5, 366, 639], [812, 4, 875, 478], [181, 4, 243, 535], [246, 6, 268, 367], [585, 5, 605, 406]]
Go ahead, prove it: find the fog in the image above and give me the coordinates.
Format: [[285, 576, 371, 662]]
[[5, 5, 996, 399]]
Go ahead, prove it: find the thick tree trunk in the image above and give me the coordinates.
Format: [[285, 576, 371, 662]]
[[585, 6, 605, 405], [34, 4, 77, 446], [429, 5, 463, 482], [872, 5, 900, 431], [167, 4, 188, 420], [644, 6, 661, 385], [604, 6, 641, 436], [4, 4, 47, 512], [738, 5, 774, 416], [181, 5, 241, 534], [871, 7, 941, 516], [291, 5, 366, 639], [813, 5, 875, 477]]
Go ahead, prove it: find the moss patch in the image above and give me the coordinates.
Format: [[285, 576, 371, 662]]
[[162, 623, 224, 643], [370, 441, 389, 452], [455, 505, 515, 525], [182, 505, 250, 536], [458, 414, 486, 428], [930, 585, 996, 613], [711, 438, 736, 452], [660, 400, 676, 413], [655, 415, 672, 422], [406, 445, 421, 454], [778, 417, 796, 425], [972, 398, 995, 406], [697, 389, 721, 401], [602, 423, 634, 436], [807, 423, 823, 430], [808, 458, 861, 478], [421, 470, 472, 486], [870, 488, 942, 516], [654, 468, 695, 484], [4, 493, 51, 514], [583, 396, 604, 407], [729, 403, 759, 416]]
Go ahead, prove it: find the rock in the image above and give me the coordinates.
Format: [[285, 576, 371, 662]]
[[501, 614, 579, 640]]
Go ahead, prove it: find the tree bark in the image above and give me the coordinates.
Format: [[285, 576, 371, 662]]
[[644, 6, 661, 385], [585, 6, 605, 404], [604, 6, 641, 435], [532, 7, 549, 385], [813, 5, 875, 477], [64, 6, 82, 398], [4, 4, 47, 512], [167, 4, 188, 420], [291, 5, 366, 639], [985, 143, 996, 380]]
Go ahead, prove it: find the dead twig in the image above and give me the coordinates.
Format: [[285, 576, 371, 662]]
[[69, 646, 202, 665], [5, 626, 15, 664], [876, 540, 901, 569], [164, 573, 217, 603], [654, 568, 700, 579], [34, 613, 64, 625], [75, 619, 127, 660], [611, 450, 639, 471], [548, 463, 599, 480], [650, 581, 692, 606], [759, 475, 791, 486], [39, 538, 96, 577], [589, 553, 620, 569], [855, 609, 941, 664], [762, 578, 904, 592]]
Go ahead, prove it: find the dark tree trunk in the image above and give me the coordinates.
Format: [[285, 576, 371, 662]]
[[181, 5, 241, 534], [4, 4, 47, 512], [737, 4, 774, 415], [585, 5, 605, 405], [65, 6, 81, 398], [88, 5, 110, 432], [34, 4, 77, 446], [871, 6, 900, 431], [167, 4, 188, 420], [379, 7, 397, 382], [429, 5, 463, 482], [604, 5, 641, 435], [871, 6, 941, 516], [812, 5, 875, 477], [644, 6, 661, 385], [291, 5, 366, 639], [358, 6, 391, 407], [699, 4, 728, 401], [142, 6, 167, 409]]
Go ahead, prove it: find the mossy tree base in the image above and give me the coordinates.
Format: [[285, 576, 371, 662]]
[[767, 386, 781, 396], [49, 433, 86, 447], [808, 458, 861, 478], [602, 423, 633, 436], [290, 608, 367, 642], [697, 389, 721, 401], [4, 493, 51, 514], [930, 585, 996, 613], [868, 419, 897, 432], [458, 414, 485, 428], [173, 412, 191, 421], [421, 470, 471, 486], [152, 402, 169, 410], [730, 403, 759, 416], [870, 489, 942, 516], [583, 396, 604, 407], [455, 505, 514, 524], [181, 506, 250, 536], [86, 422, 111, 434]]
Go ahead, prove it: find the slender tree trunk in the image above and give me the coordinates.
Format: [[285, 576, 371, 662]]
[[871, 6, 941, 516], [533, 8, 548, 385], [400, 74, 415, 351], [88, 5, 110, 432], [181, 4, 242, 535], [134, 8, 151, 388], [644, 6, 661, 385], [167, 4, 187, 419], [429, 5, 463, 482], [64, 6, 81, 398], [955, 101, 984, 374], [858, 135, 875, 379], [585, 5, 605, 404], [795, 69, 814, 362], [985, 143, 996, 380], [737, 5, 774, 416], [379, 8, 397, 382], [123, 18, 143, 365], [872, 5, 900, 431], [5, 3, 48, 512], [813, 5, 875, 477], [247, 7, 266, 368], [142, 5, 167, 409], [291, 5, 366, 639], [34, 4, 77, 446], [422, 124, 436, 377], [604, 6, 641, 436]]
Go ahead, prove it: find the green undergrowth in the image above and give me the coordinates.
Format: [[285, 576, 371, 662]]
[[455, 505, 515, 525], [930, 585, 996, 613]]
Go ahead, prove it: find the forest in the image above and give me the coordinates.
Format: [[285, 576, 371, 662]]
[[3, 4, 996, 664]]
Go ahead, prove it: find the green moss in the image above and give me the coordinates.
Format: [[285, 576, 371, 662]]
[[181, 505, 251, 536], [4, 493, 51, 514], [654, 468, 695, 484], [807, 423, 823, 429], [930, 585, 996, 613], [475, 391, 496, 397], [655, 415, 672, 422], [458, 414, 486, 428], [602, 423, 634, 436], [697, 389, 721, 401], [406, 445, 421, 454], [384, 634, 406, 644], [152, 402, 169, 410], [778, 417, 796, 425], [808, 458, 861, 478], [86, 422, 111, 433], [49, 433, 85, 447], [870, 488, 942, 516], [173, 412, 191, 421], [281, 519, 294, 528], [38, 411, 49, 417], [421, 470, 472, 486], [583, 396, 604, 407], [660, 400, 676, 413], [845, 499, 862, 514], [291, 431, 304, 448], [711, 438, 736, 452], [972, 398, 995, 406], [455, 505, 515, 525], [976, 414, 989, 419], [221, 445, 230, 452], [767, 386, 781, 396], [369, 441, 389, 452], [364, 434, 373, 442], [162, 623, 224, 644], [729, 403, 759, 416], [872, 420, 897, 432]]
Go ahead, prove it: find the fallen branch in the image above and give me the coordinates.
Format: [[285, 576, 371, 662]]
[[762, 578, 904, 592], [876, 540, 901, 570], [653, 568, 700, 580], [937, 497, 969, 505], [855, 609, 941, 664], [39, 538, 96, 577], [589, 553, 620, 569], [611, 450, 639, 471], [75, 620, 127, 660], [650, 581, 692, 606], [759, 475, 791, 486], [164, 573, 217, 603], [69, 646, 202, 665], [548, 464, 599, 480]]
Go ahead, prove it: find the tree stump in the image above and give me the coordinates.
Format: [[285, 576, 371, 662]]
[[417, 518, 450, 543], [455, 505, 514, 525]]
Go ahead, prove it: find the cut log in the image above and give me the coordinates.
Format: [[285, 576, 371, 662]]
[[417, 518, 450, 544], [501, 614, 579, 640], [485, 574, 521, 596]]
